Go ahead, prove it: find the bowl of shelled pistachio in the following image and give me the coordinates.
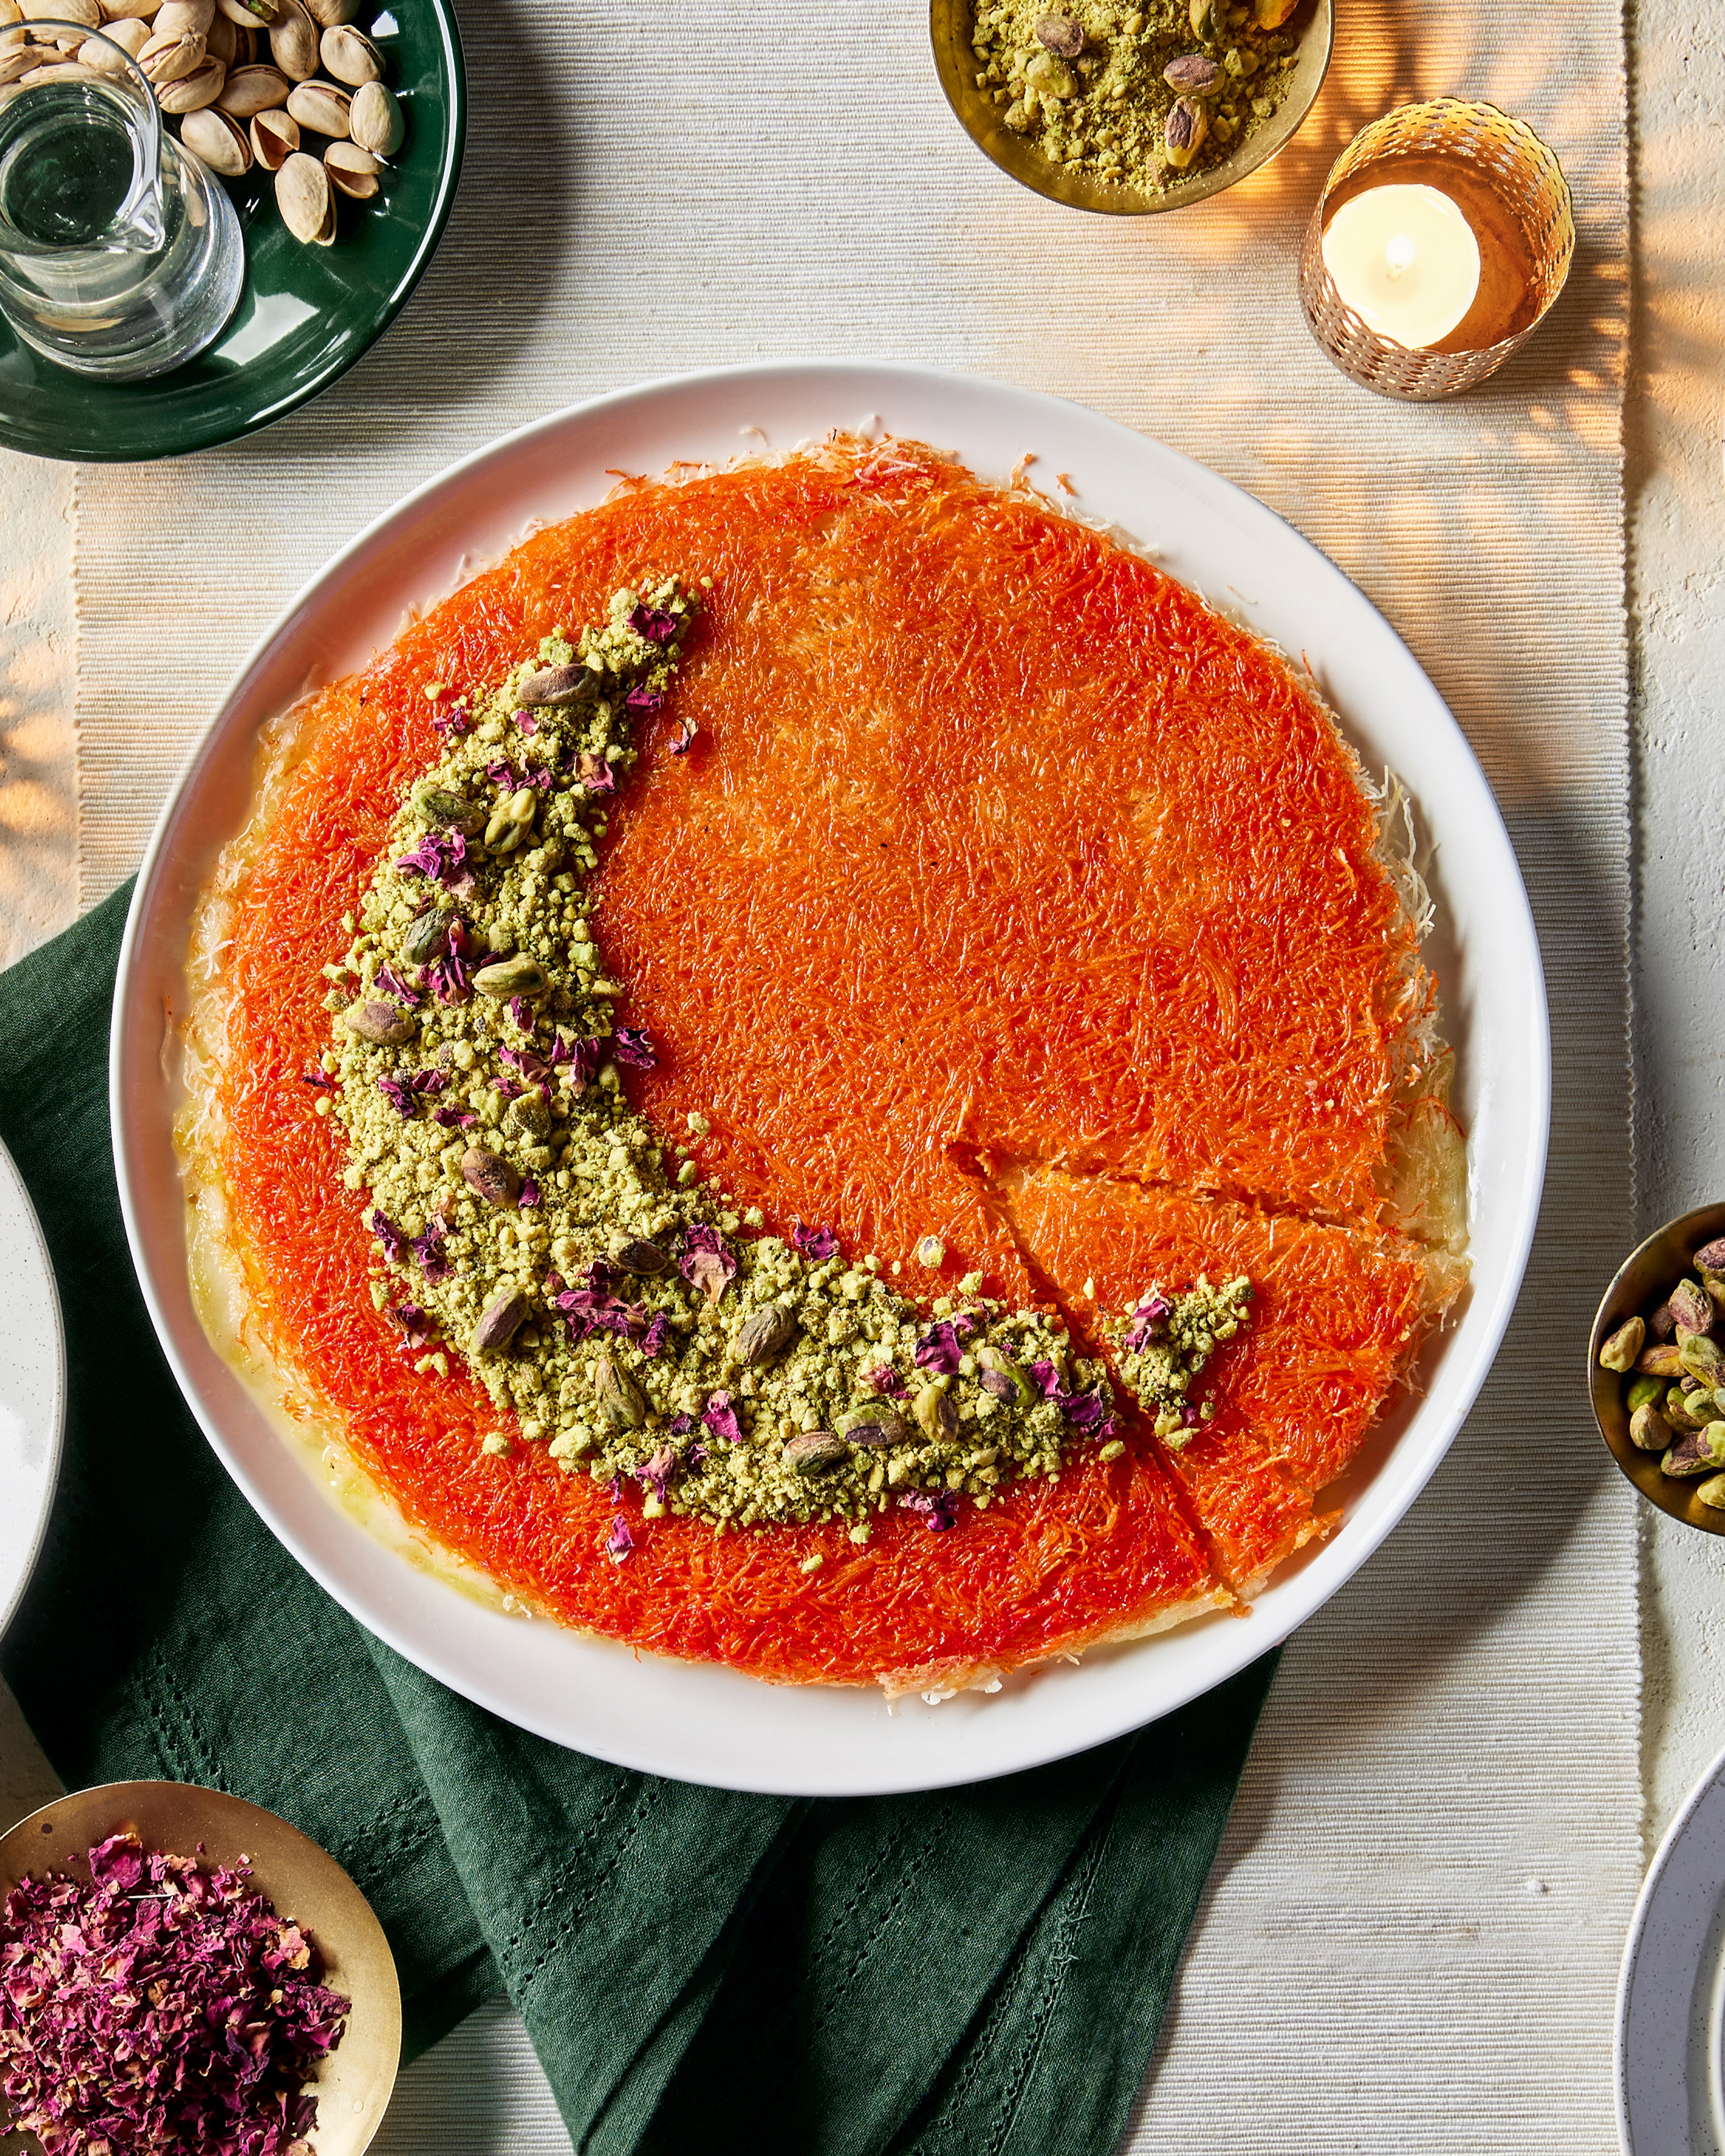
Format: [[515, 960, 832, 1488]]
[[929, 0, 1332, 216], [1590, 1203, 1725, 1535]]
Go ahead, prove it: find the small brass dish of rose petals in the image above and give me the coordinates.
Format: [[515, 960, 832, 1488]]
[[1589, 1202, 1725, 1536], [0, 1780, 400, 2153]]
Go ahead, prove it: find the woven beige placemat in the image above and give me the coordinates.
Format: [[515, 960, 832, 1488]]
[[73, 1, 1634, 2146]]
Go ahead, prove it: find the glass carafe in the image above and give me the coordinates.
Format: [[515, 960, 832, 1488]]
[[0, 19, 243, 380]]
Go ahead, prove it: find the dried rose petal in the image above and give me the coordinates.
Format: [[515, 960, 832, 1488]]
[[792, 1221, 839, 1260], [606, 1515, 635, 1562], [702, 1389, 743, 1445], [680, 1223, 736, 1302], [612, 1026, 657, 1069], [629, 603, 679, 645]]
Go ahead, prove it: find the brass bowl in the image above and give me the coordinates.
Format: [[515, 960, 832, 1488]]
[[0, 1781, 401, 2151], [929, 0, 1334, 216], [1588, 1203, 1725, 1537]]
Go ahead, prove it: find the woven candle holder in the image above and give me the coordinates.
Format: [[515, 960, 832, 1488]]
[[1298, 97, 1574, 400]]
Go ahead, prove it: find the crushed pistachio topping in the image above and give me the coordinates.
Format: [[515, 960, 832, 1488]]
[[973, 0, 1301, 197], [1102, 1278, 1253, 1449], [322, 581, 1152, 1539]]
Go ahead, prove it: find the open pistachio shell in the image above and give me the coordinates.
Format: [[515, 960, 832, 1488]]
[[322, 135, 377, 197], [317, 18, 376, 82], [136, 22, 203, 79], [347, 75, 400, 154], [248, 102, 295, 165], [99, 0, 166, 18], [214, 0, 275, 21], [275, 146, 334, 242], [302, 0, 355, 19], [155, 51, 221, 107], [283, 72, 347, 135]]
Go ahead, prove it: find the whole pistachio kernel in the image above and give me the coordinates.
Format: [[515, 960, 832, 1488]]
[[1164, 94, 1208, 168], [1629, 1402, 1672, 1452], [1670, 1279, 1714, 1337], [1697, 1473, 1725, 1510], [1626, 1374, 1666, 1414], [1598, 1316, 1645, 1372], [1034, 13, 1084, 57]]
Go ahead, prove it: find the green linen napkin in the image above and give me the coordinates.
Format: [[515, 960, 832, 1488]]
[[0, 883, 1275, 2154]]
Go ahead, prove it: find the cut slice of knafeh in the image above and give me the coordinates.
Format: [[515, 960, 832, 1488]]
[[185, 434, 1467, 1690]]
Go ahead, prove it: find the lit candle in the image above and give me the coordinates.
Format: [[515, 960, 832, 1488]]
[[1320, 182, 1482, 351]]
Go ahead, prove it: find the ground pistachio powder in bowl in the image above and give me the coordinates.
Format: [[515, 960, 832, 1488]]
[[970, 0, 1302, 196]]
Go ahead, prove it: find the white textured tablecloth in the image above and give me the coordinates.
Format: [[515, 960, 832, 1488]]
[[13, 0, 1638, 2144]]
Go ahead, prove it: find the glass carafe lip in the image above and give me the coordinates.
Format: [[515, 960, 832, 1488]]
[[0, 19, 165, 258]]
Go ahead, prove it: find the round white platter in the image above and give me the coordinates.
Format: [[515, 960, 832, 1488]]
[[1618, 1742, 1725, 2154], [110, 361, 1550, 1797], [0, 1133, 66, 1641]]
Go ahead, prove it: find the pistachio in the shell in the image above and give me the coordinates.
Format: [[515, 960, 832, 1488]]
[[79, 26, 146, 68], [1033, 12, 1083, 56], [248, 103, 296, 164], [215, 57, 286, 110], [100, 0, 169, 18], [202, 11, 244, 63], [275, 146, 333, 241], [152, 0, 212, 35], [515, 662, 592, 710], [1164, 94, 1208, 168], [21, 0, 100, 24], [609, 1234, 670, 1276], [342, 997, 414, 1046], [473, 955, 547, 1002], [264, 0, 314, 77], [784, 1430, 847, 1475], [347, 74, 400, 154], [179, 100, 251, 171], [154, 51, 221, 107], [323, 137, 378, 197], [399, 907, 449, 966], [317, 18, 377, 81], [840, 1407, 907, 1449], [303, 0, 357, 22], [593, 1355, 648, 1433], [472, 1287, 530, 1356], [215, 0, 278, 23], [137, 23, 204, 80], [1164, 51, 1220, 93], [284, 73, 348, 135], [735, 1303, 798, 1367]]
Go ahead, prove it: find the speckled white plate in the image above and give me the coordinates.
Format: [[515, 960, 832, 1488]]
[[1618, 1741, 1725, 2153], [110, 362, 1550, 1797], [0, 1133, 65, 1639]]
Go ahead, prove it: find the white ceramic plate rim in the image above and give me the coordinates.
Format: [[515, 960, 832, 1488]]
[[110, 360, 1550, 1795], [1616, 1738, 1725, 2153], [0, 1131, 66, 1642]]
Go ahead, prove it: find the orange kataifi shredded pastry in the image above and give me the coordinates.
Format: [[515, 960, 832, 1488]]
[[205, 437, 1461, 1686]]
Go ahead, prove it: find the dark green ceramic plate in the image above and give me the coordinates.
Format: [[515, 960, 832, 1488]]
[[0, 0, 464, 463]]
